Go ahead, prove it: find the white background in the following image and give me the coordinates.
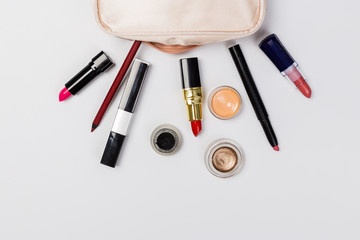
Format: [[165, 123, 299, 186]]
[[1, 0, 359, 239]]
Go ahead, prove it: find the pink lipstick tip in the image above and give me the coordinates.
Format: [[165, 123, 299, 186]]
[[273, 146, 279, 151], [299, 82, 312, 98], [59, 87, 72, 102], [295, 78, 312, 99]]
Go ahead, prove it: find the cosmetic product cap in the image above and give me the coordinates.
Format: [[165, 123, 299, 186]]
[[92, 51, 114, 73], [118, 59, 150, 113], [180, 57, 201, 89], [151, 124, 182, 155], [259, 34, 295, 72], [100, 132, 125, 168]]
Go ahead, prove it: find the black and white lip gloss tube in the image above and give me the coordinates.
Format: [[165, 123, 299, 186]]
[[101, 59, 150, 168]]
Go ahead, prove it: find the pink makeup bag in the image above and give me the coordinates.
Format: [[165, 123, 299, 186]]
[[93, 0, 266, 53]]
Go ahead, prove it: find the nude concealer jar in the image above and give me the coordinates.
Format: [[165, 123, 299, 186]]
[[208, 86, 242, 120]]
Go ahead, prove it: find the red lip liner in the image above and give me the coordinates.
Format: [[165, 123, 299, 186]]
[[91, 41, 142, 132]]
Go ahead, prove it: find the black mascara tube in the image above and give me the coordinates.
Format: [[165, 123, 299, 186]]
[[101, 59, 150, 167]]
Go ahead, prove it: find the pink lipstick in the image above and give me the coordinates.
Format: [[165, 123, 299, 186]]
[[259, 34, 312, 98], [59, 87, 72, 102], [59, 51, 114, 102]]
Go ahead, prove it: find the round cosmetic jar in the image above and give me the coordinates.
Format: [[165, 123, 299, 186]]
[[205, 139, 244, 178], [151, 124, 182, 156], [208, 86, 242, 120]]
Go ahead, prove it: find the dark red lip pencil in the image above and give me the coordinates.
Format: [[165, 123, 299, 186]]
[[91, 41, 142, 132]]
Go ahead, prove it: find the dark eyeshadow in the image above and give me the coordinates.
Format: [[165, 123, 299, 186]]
[[156, 132, 176, 151], [151, 125, 181, 155]]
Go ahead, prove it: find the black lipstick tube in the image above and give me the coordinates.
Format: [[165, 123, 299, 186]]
[[65, 51, 114, 95], [229, 44, 278, 149], [101, 59, 150, 168]]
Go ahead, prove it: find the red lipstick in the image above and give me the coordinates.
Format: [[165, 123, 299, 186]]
[[259, 33, 312, 98], [191, 120, 202, 137], [180, 58, 203, 137]]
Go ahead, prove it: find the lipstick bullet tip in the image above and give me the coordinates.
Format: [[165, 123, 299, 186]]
[[298, 81, 312, 98], [273, 146, 279, 151], [59, 94, 65, 102], [191, 120, 202, 137], [59, 87, 72, 102]]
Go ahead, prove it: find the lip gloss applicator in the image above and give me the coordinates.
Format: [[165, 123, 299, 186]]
[[180, 57, 203, 137], [259, 33, 312, 98], [101, 59, 150, 168], [59, 51, 114, 101]]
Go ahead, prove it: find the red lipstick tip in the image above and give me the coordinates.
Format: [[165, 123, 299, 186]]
[[191, 120, 202, 137], [273, 146, 279, 151], [59, 87, 72, 102]]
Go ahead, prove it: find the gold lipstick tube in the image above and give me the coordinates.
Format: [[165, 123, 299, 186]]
[[183, 87, 203, 122]]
